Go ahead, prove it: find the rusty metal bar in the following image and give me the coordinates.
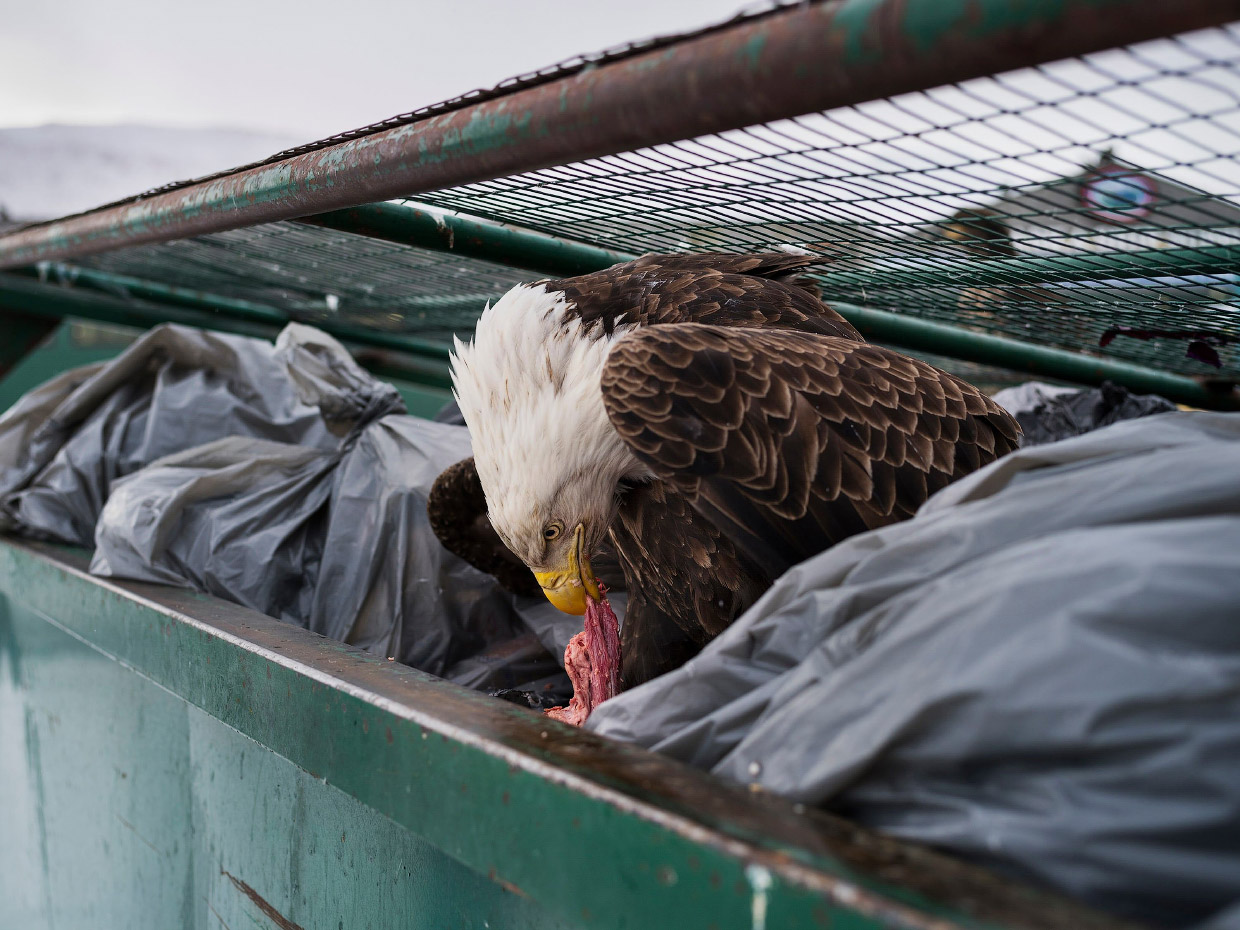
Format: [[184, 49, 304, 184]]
[[1, 0, 1236, 269]]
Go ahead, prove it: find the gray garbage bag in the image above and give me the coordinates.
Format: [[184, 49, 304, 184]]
[[303, 414, 529, 675], [441, 631, 573, 699], [90, 412, 559, 676], [88, 322, 405, 623], [91, 437, 335, 623], [590, 411, 1240, 927], [0, 323, 358, 544], [990, 380, 1078, 416], [1198, 902, 1240, 930]]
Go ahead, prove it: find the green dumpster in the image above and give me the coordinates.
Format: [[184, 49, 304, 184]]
[[1, 1, 1237, 927]]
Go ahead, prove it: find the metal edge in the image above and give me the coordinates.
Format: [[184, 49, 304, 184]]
[[0, 272, 456, 389], [0, 538, 1141, 930], [816, 243, 1240, 291]]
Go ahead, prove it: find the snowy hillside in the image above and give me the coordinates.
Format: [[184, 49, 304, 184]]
[[0, 124, 299, 222]]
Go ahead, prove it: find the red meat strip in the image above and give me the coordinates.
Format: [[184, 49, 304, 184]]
[[545, 584, 620, 726]]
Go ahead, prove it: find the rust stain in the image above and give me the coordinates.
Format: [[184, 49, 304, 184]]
[[487, 867, 529, 898], [222, 870, 306, 930], [207, 900, 235, 930], [115, 814, 166, 857]]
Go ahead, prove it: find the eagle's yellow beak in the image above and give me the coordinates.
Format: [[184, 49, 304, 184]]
[[534, 524, 601, 615]]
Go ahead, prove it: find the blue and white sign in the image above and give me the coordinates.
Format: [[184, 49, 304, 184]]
[[1081, 166, 1157, 224]]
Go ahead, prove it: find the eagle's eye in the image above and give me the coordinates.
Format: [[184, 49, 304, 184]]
[[543, 522, 564, 541]]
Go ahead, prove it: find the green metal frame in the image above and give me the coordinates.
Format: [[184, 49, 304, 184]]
[[300, 202, 631, 278], [6, 246, 1233, 409], [0, 539, 1133, 930], [833, 302, 1236, 407], [815, 244, 1240, 291], [0, 311, 57, 381], [0, 271, 454, 390]]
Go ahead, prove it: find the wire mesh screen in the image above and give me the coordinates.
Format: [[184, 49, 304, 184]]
[[415, 22, 1240, 380], [66, 21, 1240, 384], [56, 224, 530, 340]]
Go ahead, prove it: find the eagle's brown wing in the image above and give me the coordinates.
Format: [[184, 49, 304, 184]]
[[608, 480, 768, 689], [601, 324, 1021, 581], [428, 457, 542, 597], [428, 457, 627, 598], [542, 252, 861, 341]]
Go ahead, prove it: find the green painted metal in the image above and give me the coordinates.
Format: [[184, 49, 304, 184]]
[[19, 264, 462, 362], [0, 319, 138, 413], [32, 260, 289, 326], [0, 540, 1132, 930], [0, 271, 278, 342], [0, 311, 57, 382], [0, 0, 1233, 269], [0, 272, 456, 390], [300, 202, 631, 278], [833, 301, 1238, 408], [302, 207, 1240, 295], [0, 589, 574, 930], [819, 243, 1240, 291], [4, 266, 1236, 409]]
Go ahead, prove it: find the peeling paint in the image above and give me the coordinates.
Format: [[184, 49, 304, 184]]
[[745, 864, 772, 930]]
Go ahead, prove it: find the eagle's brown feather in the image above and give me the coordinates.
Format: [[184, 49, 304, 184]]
[[542, 252, 861, 341], [601, 325, 1020, 585], [427, 457, 543, 598]]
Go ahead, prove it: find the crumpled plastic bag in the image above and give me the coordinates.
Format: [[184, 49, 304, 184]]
[[91, 436, 336, 624], [299, 414, 529, 675], [0, 323, 354, 544], [993, 379, 1178, 446], [590, 411, 1240, 928], [87, 324, 408, 625], [0, 321, 571, 683]]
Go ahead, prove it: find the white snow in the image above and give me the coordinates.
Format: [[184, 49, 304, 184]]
[[0, 124, 298, 222]]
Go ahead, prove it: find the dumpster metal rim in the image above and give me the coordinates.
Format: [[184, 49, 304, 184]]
[[0, 537, 1139, 930]]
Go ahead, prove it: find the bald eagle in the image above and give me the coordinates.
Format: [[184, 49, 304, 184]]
[[430, 253, 1020, 699]]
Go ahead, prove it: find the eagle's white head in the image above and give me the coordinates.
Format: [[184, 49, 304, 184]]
[[450, 283, 646, 614]]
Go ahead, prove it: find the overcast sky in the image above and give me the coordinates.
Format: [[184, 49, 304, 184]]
[[0, 0, 748, 140]]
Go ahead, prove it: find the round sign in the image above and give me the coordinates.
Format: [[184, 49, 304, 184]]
[[1081, 166, 1156, 224]]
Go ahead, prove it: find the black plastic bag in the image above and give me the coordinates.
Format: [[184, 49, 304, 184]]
[[994, 379, 1178, 445]]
